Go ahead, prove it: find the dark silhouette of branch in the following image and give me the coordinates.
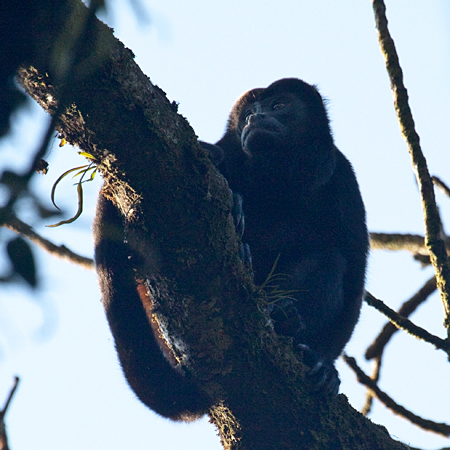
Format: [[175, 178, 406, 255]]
[[1, 0, 105, 217], [365, 292, 450, 355], [409, 447, 450, 450], [408, 446, 450, 450], [372, 0, 450, 336], [0, 377, 19, 450], [361, 356, 382, 416], [363, 278, 438, 416], [365, 277, 437, 360], [433, 176, 450, 198], [2, 212, 94, 270], [343, 354, 450, 437]]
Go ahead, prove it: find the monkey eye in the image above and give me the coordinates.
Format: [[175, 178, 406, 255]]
[[272, 101, 285, 111], [244, 110, 253, 123]]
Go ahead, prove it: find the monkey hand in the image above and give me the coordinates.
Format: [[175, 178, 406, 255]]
[[199, 140, 224, 166], [298, 344, 340, 397], [269, 299, 340, 396], [200, 140, 252, 268], [268, 299, 306, 338]]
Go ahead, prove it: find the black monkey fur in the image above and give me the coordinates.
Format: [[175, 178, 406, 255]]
[[94, 78, 368, 420], [94, 196, 211, 421], [201, 78, 368, 393]]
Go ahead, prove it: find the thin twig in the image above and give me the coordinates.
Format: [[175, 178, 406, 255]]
[[0, 377, 20, 450], [365, 277, 437, 360], [372, 0, 450, 336], [0, 377, 19, 420], [370, 232, 450, 261], [2, 212, 94, 270], [370, 232, 427, 254], [343, 354, 450, 437], [361, 356, 382, 416], [433, 176, 450, 198], [365, 292, 450, 355]]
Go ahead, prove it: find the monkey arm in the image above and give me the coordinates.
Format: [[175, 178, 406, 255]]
[[199, 140, 224, 166]]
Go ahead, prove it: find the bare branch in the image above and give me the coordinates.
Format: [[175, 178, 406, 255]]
[[0, 377, 19, 420], [2, 212, 94, 270], [361, 356, 382, 416], [365, 277, 437, 360], [343, 354, 450, 437], [365, 292, 450, 355], [433, 176, 450, 198], [372, 0, 450, 335], [370, 232, 427, 254], [0, 377, 20, 450]]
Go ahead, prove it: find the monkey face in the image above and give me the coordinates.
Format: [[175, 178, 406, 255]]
[[239, 94, 294, 155]]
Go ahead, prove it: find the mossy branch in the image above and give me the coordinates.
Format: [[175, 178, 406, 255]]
[[372, 0, 450, 336]]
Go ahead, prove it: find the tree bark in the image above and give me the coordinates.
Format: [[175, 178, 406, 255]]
[[5, 0, 406, 448]]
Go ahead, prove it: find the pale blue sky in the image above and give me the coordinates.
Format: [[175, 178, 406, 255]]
[[1, 1, 450, 449]]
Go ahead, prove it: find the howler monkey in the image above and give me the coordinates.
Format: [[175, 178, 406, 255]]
[[94, 78, 368, 420]]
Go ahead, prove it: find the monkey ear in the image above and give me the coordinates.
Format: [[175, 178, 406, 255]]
[[199, 141, 224, 166]]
